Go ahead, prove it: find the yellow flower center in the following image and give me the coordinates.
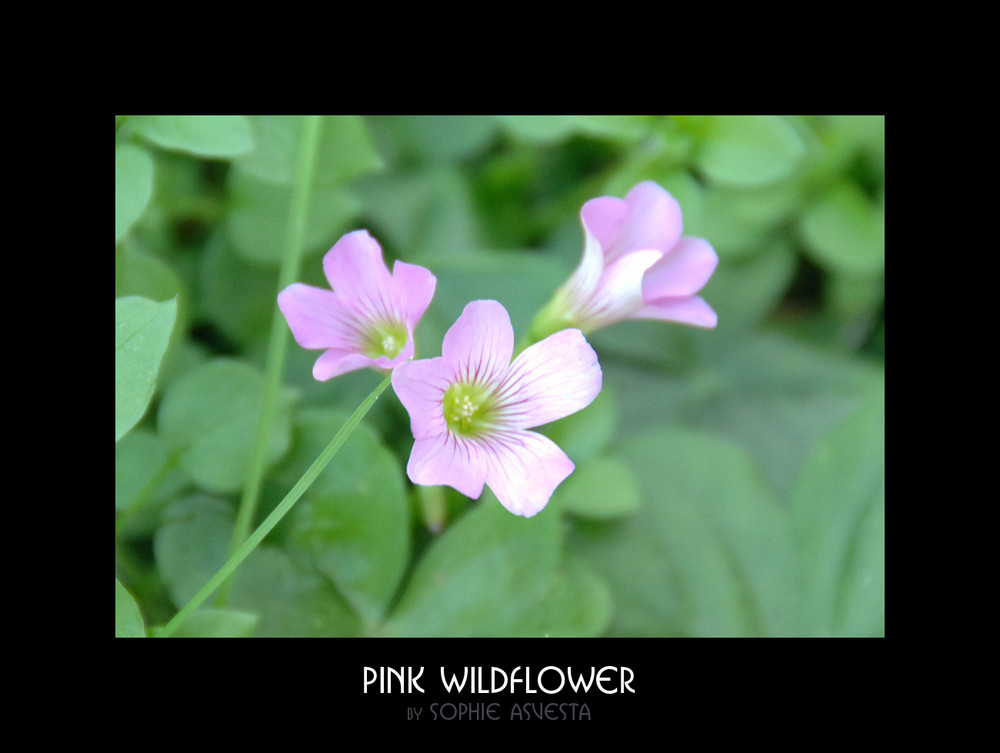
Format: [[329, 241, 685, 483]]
[[443, 381, 497, 437], [365, 320, 408, 360]]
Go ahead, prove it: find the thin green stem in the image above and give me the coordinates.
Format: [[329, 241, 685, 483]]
[[218, 115, 323, 604], [155, 373, 393, 638]]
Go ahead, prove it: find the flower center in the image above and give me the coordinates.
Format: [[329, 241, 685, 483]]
[[443, 381, 497, 437], [364, 320, 408, 360]]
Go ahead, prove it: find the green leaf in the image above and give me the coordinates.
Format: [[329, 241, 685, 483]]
[[517, 556, 612, 637], [498, 115, 652, 144], [224, 166, 360, 264], [356, 166, 485, 265], [115, 429, 187, 539], [696, 332, 884, 497], [417, 248, 567, 350], [115, 429, 170, 513], [154, 495, 361, 636], [825, 268, 885, 323], [698, 177, 807, 259], [570, 428, 804, 636], [554, 455, 642, 519], [115, 296, 178, 442], [154, 495, 236, 603], [700, 240, 797, 338], [157, 359, 293, 493], [540, 382, 618, 465], [382, 497, 566, 636], [570, 115, 655, 142], [610, 330, 885, 498], [697, 115, 807, 188], [233, 115, 383, 186], [372, 115, 499, 163], [168, 608, 260, 637], [790, 392, 884, 636], [130, 115, 254, 158], [115, 579, 146, 637], [115, 244, 186, 313], [498, 115, 583, 143], [799, 180, 885, 275], [226, 546, 363, 637], [279, 408, 410, 628], [115, 143, 154, 242], [196, 231, 280, 349]]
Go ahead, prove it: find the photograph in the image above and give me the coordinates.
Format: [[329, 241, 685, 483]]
[[116, 113, 885, 714]]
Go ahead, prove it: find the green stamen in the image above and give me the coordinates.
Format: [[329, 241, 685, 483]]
[[443, 381, 498, 437], [365, 320, 408, 359]]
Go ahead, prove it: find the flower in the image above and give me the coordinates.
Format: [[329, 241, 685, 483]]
[[529, 180, 718, 341], [392, 299, 602, 517], [277, 230, 437, 381]]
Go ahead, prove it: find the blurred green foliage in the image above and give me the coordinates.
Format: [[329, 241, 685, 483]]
[[115, 114, 884, 637]]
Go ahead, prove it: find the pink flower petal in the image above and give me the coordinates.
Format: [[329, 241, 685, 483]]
[[393, 298, 604, 518], [580, 196, 629, 258], [584, 248, 663, 329], [559, 226, 609, 309], [277, 283, 362, 350], [634, 295, 719, 329], [392, 260, 438, 331], [542, 181, 698, 337], [407, 431, 487, 500], [312, 349, 378, 382], [322, 230, 397, 320], [441, 300, 514, 385], [604, 181, 683, 265], [481, 430, 575, 517], [641, 236, 719, 299], [498, 328, 602, 429], [279, 229, 437, 381], [392, 357, 451, 440]]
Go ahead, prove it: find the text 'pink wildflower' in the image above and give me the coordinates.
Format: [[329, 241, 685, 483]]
[[278, 230, 436, 381], [392, 300, 602, 517]]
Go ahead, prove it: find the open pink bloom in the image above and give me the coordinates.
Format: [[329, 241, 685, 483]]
[[277, 230, 436, 381], [532, 181, 718, 338], [392, 299, 602, 518]]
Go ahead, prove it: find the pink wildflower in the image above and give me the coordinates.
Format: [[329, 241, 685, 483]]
[[392, 299, 602, 517], [278, 230, 437, 381], [530, 180, 718, 340]]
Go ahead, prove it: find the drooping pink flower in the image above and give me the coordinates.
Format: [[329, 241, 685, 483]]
[[278, 230, 437, 381], [392, 299, 602, 518], [529, 181, 718, 340]]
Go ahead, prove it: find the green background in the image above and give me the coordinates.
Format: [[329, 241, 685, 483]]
[[115, 114, 884, 637]]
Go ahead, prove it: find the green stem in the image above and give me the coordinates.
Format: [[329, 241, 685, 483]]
[[154, 373, 393, 638], [217, 115, 323, 604]]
